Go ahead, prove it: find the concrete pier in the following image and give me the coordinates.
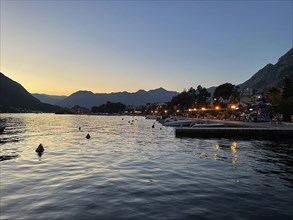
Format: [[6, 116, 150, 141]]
[[175, 120, 293, 140]]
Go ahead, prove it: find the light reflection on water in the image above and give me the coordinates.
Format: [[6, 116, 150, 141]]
[[0, 113, 293, 219]]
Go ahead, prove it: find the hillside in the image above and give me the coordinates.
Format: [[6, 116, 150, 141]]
[[239, 47, 293, 90], [0, 72, 61, 112]]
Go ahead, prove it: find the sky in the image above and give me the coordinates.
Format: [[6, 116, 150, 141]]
[[0, 0, 292, 96]]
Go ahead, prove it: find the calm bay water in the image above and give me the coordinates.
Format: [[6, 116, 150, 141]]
[[1, 113, 293, 220]]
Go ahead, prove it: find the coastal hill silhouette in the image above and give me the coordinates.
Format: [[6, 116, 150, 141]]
[[0, 72, 61, 112]]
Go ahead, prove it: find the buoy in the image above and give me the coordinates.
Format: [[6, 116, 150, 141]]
[[86, 133, 91, 139], [79, 127, 81, 131], [35, 144, 44, 153], [152, 123, 155, 128]]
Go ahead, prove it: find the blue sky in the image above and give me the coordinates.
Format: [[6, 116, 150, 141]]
[[1, 0, 292, 95]]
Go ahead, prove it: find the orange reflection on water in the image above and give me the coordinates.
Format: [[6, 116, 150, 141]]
[[230, 141, 238, 165]]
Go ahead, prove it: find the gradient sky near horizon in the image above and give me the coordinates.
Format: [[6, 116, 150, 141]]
[[1, 1, 292, 96]]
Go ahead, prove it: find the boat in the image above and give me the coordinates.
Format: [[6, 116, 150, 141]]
[[145, 115, 157, 120], [164, 119, 195, 127], [192, 123, 224, 127], [157, 115, 177, 124]]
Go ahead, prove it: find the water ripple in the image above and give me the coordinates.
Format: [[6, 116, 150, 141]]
[[1, 114, 293, 219]]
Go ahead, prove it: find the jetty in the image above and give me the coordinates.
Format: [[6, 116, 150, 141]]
[[175, 120, 293, 140]]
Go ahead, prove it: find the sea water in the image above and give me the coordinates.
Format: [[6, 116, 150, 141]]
[[0, 114, 292, 219]]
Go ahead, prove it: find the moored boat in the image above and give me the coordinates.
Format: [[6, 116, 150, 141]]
[[145, 115, 157, 120], [164, 119, 195, 127], [192, 123, 225, 127]]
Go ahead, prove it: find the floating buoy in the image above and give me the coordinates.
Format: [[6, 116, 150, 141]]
[[86, 133, 91, 139], [35, 144, 44, 153], [79, 127, 81, 131]]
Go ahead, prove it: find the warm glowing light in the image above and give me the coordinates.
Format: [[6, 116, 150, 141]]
[[188, 109, 192, 112], [155, 110, 158, 113], [231, 105, 236, 109], [164, 110, 168, 113], [230, 142, 237, 154], [151, 110, 153, 113], [176, 110, 180, 113], [201, 107, 206, 111], [213, 143, 220, 150], [215, 106, 220, 110], [193, 108, 196, 111]]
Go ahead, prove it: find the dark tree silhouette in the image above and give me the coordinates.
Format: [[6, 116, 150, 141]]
[[213, 83, 236, 100]]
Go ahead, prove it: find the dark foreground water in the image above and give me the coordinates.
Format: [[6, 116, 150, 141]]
[[0, 114, 293, 220]]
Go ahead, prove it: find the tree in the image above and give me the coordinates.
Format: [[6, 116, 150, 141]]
[[91, 101, 126, 114], [169, 88, 196, 111], [196, 86, 211, 108], [274, 77, 293, 122], [213, 83, 235, 100], [266, 87, 282, 106], [277, 97, 293, 122], [282, 77, 293, 98]]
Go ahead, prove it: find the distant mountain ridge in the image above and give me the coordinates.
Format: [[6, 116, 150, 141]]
[[32, 93, 67, 105], [57, 87, 178, 108], [239, 47, 293, 90]]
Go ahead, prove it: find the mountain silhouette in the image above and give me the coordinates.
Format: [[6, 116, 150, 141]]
[[57, 87, 178, 108], [32, 93, 67, 105], [239, 47, 293, 90], [0, 72, 61, 112]]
